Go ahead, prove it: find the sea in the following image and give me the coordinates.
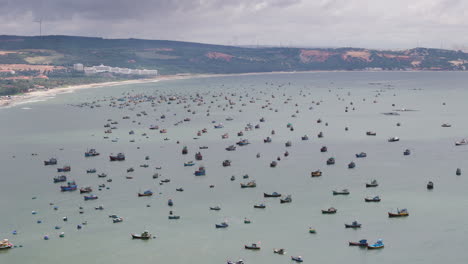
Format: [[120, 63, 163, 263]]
[[1, 71, 468, 263]]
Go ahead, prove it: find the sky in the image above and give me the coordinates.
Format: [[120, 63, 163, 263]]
[[1, 0, 467, 49]]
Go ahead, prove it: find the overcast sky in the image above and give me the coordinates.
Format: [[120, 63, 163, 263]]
[[1, 0, 467, 49]]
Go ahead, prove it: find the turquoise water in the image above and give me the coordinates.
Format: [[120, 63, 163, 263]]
[[1, 72, 468, 263]]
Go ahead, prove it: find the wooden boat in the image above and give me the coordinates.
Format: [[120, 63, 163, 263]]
[[176, 188, 184, 192], [244, 243, 261, 250], [427, 181, 434, 190], [345, 221, 361, 228], [280, 195, 292, 203], [264, 192, 281, 198], [168, 215, 180, 220], [98, 173, 107, 178], [210, 206, 221, 211], [44, 158, 57, 166], [355, 152, 367, 158], [138, 190, 153, 197], [366, 179, 378, 188], [326, 157, 335, 165], [322, 207, 337, 214], [244, 218, 251, 224], [291, 256, 303, 262], [131, 231, 151, 239], [441, 123, 452, 127], [349, 239, 368, 247], [311, 170, 322, 177], [367, 239, 384, 249], [388, 208, 409, 217], [240, 180, 256, 188], [333, 189, 350, 195], [364, 196, 381, 202], [109, 153, 125, 161], [273, 248, 286, 254]]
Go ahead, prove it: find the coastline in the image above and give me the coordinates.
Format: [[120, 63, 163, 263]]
[[0, 69, 440, 109]]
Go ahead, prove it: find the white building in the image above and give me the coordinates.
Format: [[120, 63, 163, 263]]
[[73, 63, 84, 71], [82, 64, 158, 76]]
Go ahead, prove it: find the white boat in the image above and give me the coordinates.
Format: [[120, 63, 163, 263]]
[[455, 139, 468, 146]]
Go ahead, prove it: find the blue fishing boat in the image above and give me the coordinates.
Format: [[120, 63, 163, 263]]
[[291, 256, 303, 262], [60, 181, 77, 192], [367, 239, 384, 249], [194, 166, 205, 176], [236, 139, 250, 146], [84, 149, 100, 157], [365, 196, 381, 202], [138, 190, 153, 197], [345, 221, 362, 228], [86, 168, 97, 173], [57, 166, 71, 172], [53, 175, 67, 183], [84, 195, 98, 201]]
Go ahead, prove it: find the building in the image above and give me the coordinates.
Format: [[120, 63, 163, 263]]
[[73, 63, 84, 72], [82, 64, 158, 76]]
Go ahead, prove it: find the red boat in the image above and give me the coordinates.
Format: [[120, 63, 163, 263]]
[[109, 153, 125, 161]]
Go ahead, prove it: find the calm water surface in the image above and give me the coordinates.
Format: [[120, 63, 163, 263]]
[[1, 72, 468, 263]]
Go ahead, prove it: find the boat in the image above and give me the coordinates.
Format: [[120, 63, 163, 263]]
[[237, 131, 244, 136], [270, 161, 277, 167], [194, 166, 206, 176], [215, 222, 229, 228], [98, 173, 107, 178], [182, 146, 188, 155], [195, 152, 203, 160], [0, 239, 13, 250], [366, 179, 378, 187], [86, 168, 97, 173], [210, 206, 221, 211], [84, 195, 98, 201], [245, 243, 261, 250], [184, 161, 195, 166], [455, 139, 468, 146], [322, 207, 337, 214], [80, 187, 92, 194], [140, 164, 149, 168], [301, 135, 309, 140], [403, 149, 411, 155], [348, 161, 356, 169], [226, 145, 236, 151], [427, 181, 434, 190], [214, 123, 224, 129], [311, 170, 322, 177], [254, 203, 266, 209], [333, 189, 350, 195], [456, 168, 461, 175], [244, 218, 251, 224], [241, 180, 256, 188], [57, 166, 71, 172], [109, 153, 125, 161], [131, 231, 151, 239], [95, 205, 104, 210], [264, 137, 272, 143], [285, 141, 292, 147], [176, 187, 184, 192], [442, 123, 452, 127], [388, 208, 409, 217], [236, 139, 250, 146], [60, 181, 77, 192], [168, 215, 180, 220], [273, 248, 286, 254], [388, 136, 399, 142], [318, 131, 323, 138], [309, 228, 316, 233], [199, 146, 208, 149], [256, 153, 260, 158], [84, 149, 100, 157], [113, 217, 123, 223], [264, 192, 281, 198], [345, 221, 361, 228], [320, 146, 327, 152], [44, 158, 57, 166], [349, 239, 368, 247], [221, 133, 229, 139], [364, 196, 381, 202], [227, 260, 244, 264], [355, 152, 367, 158], [326, 157, 335, 165], [138, 190, 153, 197], [367, 239, 384, 249], [222, 160, 231, 167], [366, 131, 377, 136], [168, 199, 173, 206], [280, 195, 292, 203], [53, 175, 67, 183], [291, 256, 303, 262]]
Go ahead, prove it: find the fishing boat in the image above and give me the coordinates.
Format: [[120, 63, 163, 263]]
[[322, 207, 337, 214], [199, 146, 208, 149], [226, 145, 236, 151], [455, 139, 468, 146], [270, 161, 277, 167], [254, 203, 266, 209], [127, 167, 134, 173], [264, 192, 281, 198], [159, 129, 167, 134], [349, 239, 368, 247], [214, 123, 224, 129], [388, 208, 409, 217], [236, 139, 250, 146], [318, 131, 323, 138], [222, 160, 231, 167], [176, 188, 184, 192], [244, 218, 251, 224], [291, 256, 303, 262], [333, 189, 350, 195], [113, 217, 123, 223], [109, 153, 125, 161], [264, 137, 272, 143], [44, 158, 57, 166], [80, 187, 92, 194], [57, 166, 71, 172], [320, 146, 328, 152], [194, 166, 206, 176], [280, 195, 292, 203], [227, 260, 244, 264], [403, 149, 411, 155], [309, 228, 316, 233], [273, 248, 286, 254], [237, 131, 244, 136], [245, 243, 261, 250], [84, 195, 98, 201], [256, 153, 261, 158], [326, 157, 335, 165], [311, 170, 322, 177], [221, 133, 229, 139], [348, 161, 356, 169], [301, 135, 309, 141], [182, 146, 188, 155], [285, 141, 292, 147], [0, 239, 13, 250], [241, 180, 256, 188], [61, 181, 77, 192], [366, 179, 378, 187], [195, 152, 203, 160], [427, 181, 434, 190], [388, 136, 400, 142], [441, 123, 452, 127], [215, 222, 229, 228], [456, 168, 461, 175], [366, 131, 376, 136], [138, 190, 153, 197], [364, 196, 381, 202], [84, 149, 100, 157], [86, 168, 97, 173], [53, 175, 67, 183], [184, 161, 195, 166], [98, 173, 107, 178], [168, 215, 180, 220], [345, 221, 361, 228], [131, 231, 151, 239], [210, 206, 221, 211], [367, 239, 384, 249], [355, 152, 367, 158]]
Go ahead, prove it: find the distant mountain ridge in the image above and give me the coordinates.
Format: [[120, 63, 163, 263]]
[[0, 35, 468, 74]]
